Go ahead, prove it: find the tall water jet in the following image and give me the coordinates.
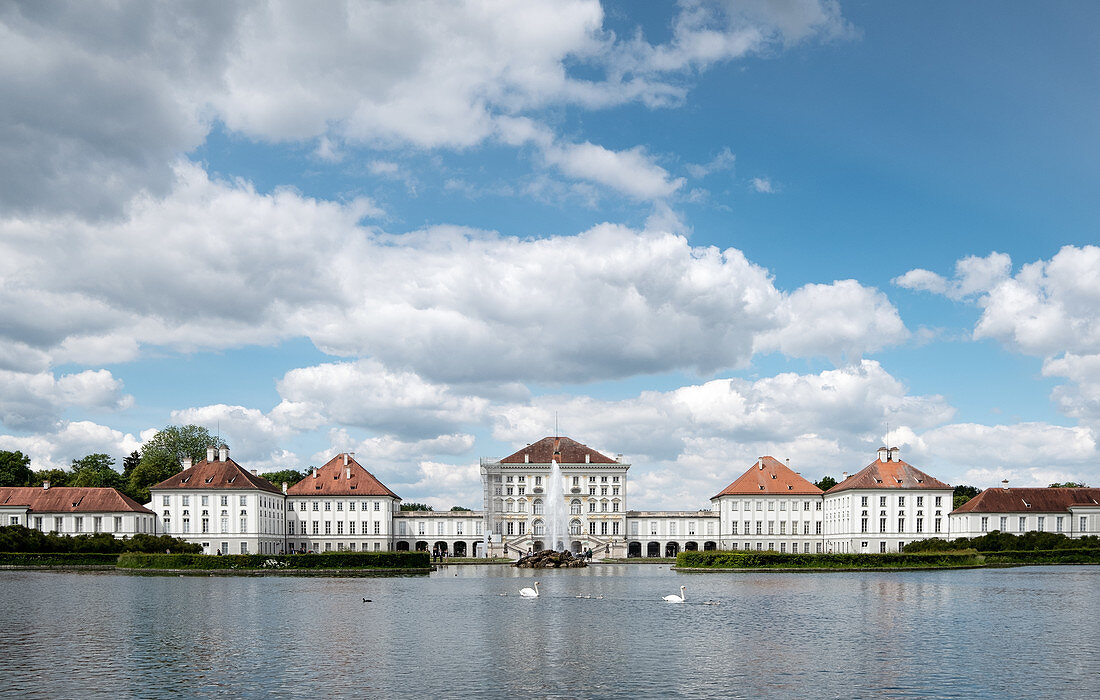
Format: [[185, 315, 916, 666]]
[[546, 459, 567, 550]]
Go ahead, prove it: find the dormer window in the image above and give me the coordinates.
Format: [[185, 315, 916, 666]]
[[181, 476, 190, 483], [205, 477, 213, 483], [787, 485, 793, 490], [759, 485, 765, 490], [1022, 500, 1031, 508]]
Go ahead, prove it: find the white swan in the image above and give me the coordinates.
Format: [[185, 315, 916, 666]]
[[663, 585, 686, 603], [519, 581, 540, 598]]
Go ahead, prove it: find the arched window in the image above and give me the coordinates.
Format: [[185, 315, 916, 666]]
[[533, 520, 545, 535], [570, 499, 582, 515], [505, 500, 514, 513], [601, 499, 609, 512], [533, 499, 543, 515], [569, 519, 582, 535]]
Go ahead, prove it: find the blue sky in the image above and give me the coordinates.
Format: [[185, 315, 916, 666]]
[[2, 1, 1098, 509]]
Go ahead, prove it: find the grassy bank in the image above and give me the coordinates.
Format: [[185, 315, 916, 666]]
[[676, 550, 983, 570], [116, 551, 431, 571]]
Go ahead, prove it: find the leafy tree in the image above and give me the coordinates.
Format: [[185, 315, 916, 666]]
[[400, 503, 433, 511], [1049, 482, 1087, 488], [450, 506, 472, 511], [121, 451, 141, 481], [126, 450, 180, 504], [141, 425, 218, 465], [814, 476, 837, 491], [953, 485, 981, 509], [32, 468, 70, 488], [70, 453, 124, 489], [261, 469, 306, 488], [0, 450, 33, 487]]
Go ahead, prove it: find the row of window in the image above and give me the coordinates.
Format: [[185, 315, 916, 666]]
[[288, 521, 384, 535], [164, 494, 251, 507], [860, 495, 940, 508], [288, 500, 383, 512], [859, 517, 941, 534], [730, 521, 823, 536], [396, 521, 483, 536], [18, 515, 137, 533], [728, 500, 822, 512], [979, 515, 1088, 533], [628, 521, 717, 537], [731, 542, 823, 553]]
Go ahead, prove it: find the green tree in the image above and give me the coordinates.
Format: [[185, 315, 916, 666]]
[[70, 454, 124, 489], [400, 503, 433, 511], [31, 468, 70, 488], [814, 476, 837, 491], [141, 425, 218, 465], [450, 506, 472, 511], [0, 450, 33, 487], [953, 484, 981, 509], [121, 451, 141, 481], [1049, 482, 1087, 488], [126, 450, 181, 504], [261, 469, 306, 488]]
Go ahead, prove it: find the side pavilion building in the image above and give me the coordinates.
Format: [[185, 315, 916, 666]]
[[711, 456, 825, 554]]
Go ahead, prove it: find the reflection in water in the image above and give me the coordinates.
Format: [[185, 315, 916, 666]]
[[2, 566, 1098, 698]]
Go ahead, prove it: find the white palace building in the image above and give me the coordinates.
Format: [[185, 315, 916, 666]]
[[11, 435, 1095, 557], [147, 435, 1099, 557]]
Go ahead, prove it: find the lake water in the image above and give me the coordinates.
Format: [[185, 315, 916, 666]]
[[1, 565, 1097, 698]]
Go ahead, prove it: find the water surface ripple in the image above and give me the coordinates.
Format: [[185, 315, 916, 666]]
[[1, 565, 1097, 698]]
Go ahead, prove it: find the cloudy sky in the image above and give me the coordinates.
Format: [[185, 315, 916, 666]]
[[2, 1, 1098, 509]]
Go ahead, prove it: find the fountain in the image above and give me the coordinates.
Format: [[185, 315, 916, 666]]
[[546, 459, 568, 551]]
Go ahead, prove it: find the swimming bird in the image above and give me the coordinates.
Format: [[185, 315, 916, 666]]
[[702, 600, 721, 606], [663, 585, 686, 603], [362, 598, 372, 603], [519, 581, 540, 598]]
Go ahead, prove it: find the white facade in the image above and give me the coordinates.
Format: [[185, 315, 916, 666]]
[[393, 510, 485, 556], [285, 494, 399, 553], [0, 485, 155, 538], [150, 446, 286, 555], [948, 487, 1100, 539], [823, 447, 952, 553], [716, 495, 825, 554], [626, 511, 720, 557], [481, 437, 630, 558]]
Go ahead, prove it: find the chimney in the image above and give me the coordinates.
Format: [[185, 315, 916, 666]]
[[877, 446, 888, 462], [343, 453, 349, 466], [1002, 479, 1009, 490], [617, 454, 623, 463], [181, 457, 192, 470], [207, 445, 216, 462], [888, 447, 900, 462], [312, 468, 318, 478], [219, 443, 229, 462], [42, 480, 50, 490], [524, 453, 529, 464], [282, 482, 288, 494], [842, 471, 848, 480], [758, 459, 764, 470], [585, 453, 590, 464], [250, 469, 257, 475], [345, 467, 351, 480], [786, 458, 790, 468]]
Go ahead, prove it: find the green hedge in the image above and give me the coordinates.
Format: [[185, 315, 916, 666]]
[[982, 549, 1100, 565], [904, 532, 1100, 553], [0, 525, 201, 554], [676, 550, 981, 569], [0, 551, 121, 566], [116, 551, 430, 570]]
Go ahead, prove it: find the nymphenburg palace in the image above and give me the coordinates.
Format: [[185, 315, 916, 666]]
[[2, 436, 1098, 558]]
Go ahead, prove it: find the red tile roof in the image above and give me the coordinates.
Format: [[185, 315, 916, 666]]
[[0, 487, 153, 514], [952, 487, 1100, 515], [499, 436, 619, 464], [826, 458, 951, 493], [150, 458, 283, 494], [286, 454, 399, 498], [711, 456, 824, 498]]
